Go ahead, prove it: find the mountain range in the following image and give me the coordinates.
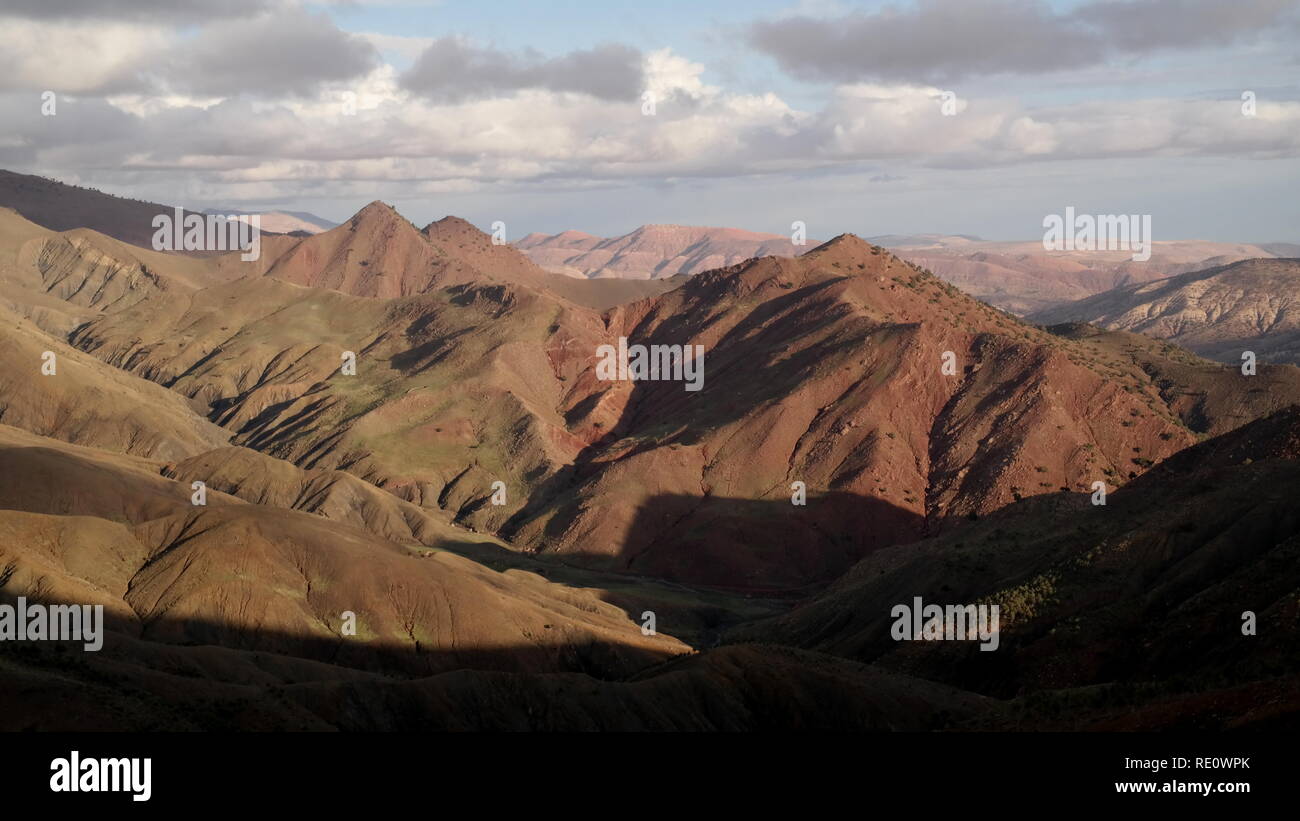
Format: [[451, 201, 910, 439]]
[[1030, 258, 1300, 366], [517, 224, 1291, 316], [515, 224, 816, 280], [0, 181, 1297, 730]]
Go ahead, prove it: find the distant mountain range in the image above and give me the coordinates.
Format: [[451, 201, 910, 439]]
[[888, 237, 1290, 314], [1030, 257, 1300, 365], [202, 208, 338, 235], [517, 222, 1292, 316], [5, 169, 1291, 320], [513, 227, 997, 282], [515, 224, 819, 280]]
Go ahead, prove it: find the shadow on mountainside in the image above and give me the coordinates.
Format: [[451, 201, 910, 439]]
[[0, 589, 995, 732], [558, 490, 925, 592]]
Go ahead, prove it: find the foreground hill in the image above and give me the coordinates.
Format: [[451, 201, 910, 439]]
[[2, 411, 1293, 730], [1, 626, 991, 731], [731, 407, 1300, 729], [0, 424, 687, 680], [1030, 258, 1300, 366], [0, 422, 987, 731]]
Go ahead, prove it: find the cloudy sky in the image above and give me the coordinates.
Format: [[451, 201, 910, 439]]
[[2, 0, 1297, 240]]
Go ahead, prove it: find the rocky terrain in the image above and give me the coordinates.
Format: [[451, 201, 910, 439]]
[[1030, 258, 1300, 366], [0, 197, 1296, 731]]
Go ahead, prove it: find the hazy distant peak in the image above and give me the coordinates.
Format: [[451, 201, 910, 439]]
[[201, 208, 337, 235], [517, 222, 817, 280]]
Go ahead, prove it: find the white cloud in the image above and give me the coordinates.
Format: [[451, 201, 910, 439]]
[[10, 69, 1299, 208], [0, 19, 165, 94], [3, 13, 1297, 213], [644, 49, 715, 102], [0, 8, 377, 99]]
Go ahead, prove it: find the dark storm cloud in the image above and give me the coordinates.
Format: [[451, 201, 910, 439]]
[[1079, 0, 1296, 51], [749, 0, 1298, 84], [400, 39, 645, 102], [0, 0, 273, 21]]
